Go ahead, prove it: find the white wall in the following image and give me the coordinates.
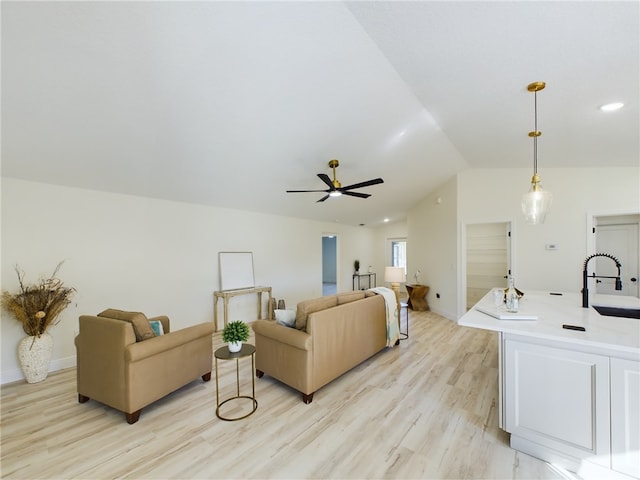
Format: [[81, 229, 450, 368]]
[[1, 178, 376, 383], [457, 167, 640, 317], [407, 176, 458, 319]]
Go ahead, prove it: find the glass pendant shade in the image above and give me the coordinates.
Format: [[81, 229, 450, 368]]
[[522, 174, 552, 224]]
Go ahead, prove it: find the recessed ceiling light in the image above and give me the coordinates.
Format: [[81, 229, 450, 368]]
[[383, 218, 390, 223], [600, 102, 624, 112]]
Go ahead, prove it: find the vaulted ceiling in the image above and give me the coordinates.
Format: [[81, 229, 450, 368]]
[[2, 1, 638, 226]]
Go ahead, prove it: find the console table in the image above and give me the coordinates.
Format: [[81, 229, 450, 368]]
[[352, 273, 376, 290], [406, 284, 430, 311], [213, 286, 272, 332]]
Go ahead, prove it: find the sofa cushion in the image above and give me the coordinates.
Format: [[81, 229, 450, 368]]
[[337, 291, 366, 305], [295, 295, 338, 331], [98, 309, 156, 341], [274, 309, 296, 328]]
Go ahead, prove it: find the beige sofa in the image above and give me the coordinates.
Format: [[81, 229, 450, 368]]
[[75, 309, 214, 423], [252, 291, 394, 403]]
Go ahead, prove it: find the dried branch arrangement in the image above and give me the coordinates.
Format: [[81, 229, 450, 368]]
[[1, 262, 75, 336]]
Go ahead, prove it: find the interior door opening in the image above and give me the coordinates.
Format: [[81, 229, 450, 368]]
[[387, 237, 407, 298], [465, 222, 512, 310], [594, 215, 639, 298], [322, 234, 337, 296]]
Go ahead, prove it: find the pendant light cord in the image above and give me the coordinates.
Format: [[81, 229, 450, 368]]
[[533, 89, 538, 176]]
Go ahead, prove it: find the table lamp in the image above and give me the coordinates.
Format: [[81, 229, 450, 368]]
[[384, 266, 406, 308]]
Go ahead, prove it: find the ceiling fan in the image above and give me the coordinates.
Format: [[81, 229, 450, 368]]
[[286, 159, 384, 203]]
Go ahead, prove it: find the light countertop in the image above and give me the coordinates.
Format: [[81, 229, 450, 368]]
[[458, 290, 640, 355]]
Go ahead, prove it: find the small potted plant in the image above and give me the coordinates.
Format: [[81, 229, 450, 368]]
[[354, 260, 360, 274], [222, 320, 250, 353]]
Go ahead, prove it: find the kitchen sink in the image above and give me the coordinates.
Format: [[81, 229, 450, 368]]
[[592, 305, 640, 319]]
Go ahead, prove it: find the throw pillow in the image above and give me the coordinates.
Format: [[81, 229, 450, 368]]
[[97, 309, 156, 341], [149, 320, 164, 336], [295, 295, 338, 331], [274, 309, 296, 328]]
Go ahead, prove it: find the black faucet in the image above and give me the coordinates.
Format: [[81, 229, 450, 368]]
[[582, 253, 623, 308]]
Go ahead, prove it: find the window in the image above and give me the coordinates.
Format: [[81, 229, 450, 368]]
[[391, 239, 407, 271]]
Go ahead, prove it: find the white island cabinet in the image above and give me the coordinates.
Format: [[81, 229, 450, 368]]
[[459, 291, 640, 479], [611, 358, 640, 479], [504, 335, 611, 469]]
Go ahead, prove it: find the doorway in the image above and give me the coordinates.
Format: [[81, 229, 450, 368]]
[[465, 222, 512, 310], [388, 238, 407, 271], [594, 215, 639, 298], [322, 234, 337, 296]]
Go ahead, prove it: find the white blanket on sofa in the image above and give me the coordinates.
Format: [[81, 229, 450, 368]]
[[369, 287, 400, 347]]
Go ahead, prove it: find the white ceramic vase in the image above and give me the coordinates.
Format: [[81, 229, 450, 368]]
[[228, 341, 242, 353], [18, 333, 54, 383]]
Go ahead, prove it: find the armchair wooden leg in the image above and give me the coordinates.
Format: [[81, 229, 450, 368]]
[[302, 393, 314, 404], [126, 410, 141, 424], [78, 394, 90, 403], [256, 369, 264, 378], [202, 372, 211, 382]]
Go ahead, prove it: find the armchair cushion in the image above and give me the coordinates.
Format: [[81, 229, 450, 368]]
[[98, 308, 155, 341]]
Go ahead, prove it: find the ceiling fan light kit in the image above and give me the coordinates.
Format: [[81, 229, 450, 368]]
[[521, 81, 552, 225], [286, 159, 383, 203]]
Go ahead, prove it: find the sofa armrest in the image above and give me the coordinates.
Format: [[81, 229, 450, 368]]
[[125, 322, 214, 363], [76, 315, 137, 410], [252, 320, 311, 351], [78, 315, 136, 351]]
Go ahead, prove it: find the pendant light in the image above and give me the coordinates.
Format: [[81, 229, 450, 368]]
[[521, 81, 552, 224]]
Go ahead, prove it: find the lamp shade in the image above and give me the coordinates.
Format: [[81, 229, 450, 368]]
[[384, 266, 405, 283]]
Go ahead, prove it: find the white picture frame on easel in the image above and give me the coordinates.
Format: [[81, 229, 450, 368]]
[[219, 252, 255, 291]]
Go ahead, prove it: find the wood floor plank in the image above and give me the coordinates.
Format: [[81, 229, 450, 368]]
[[1, 310, 579, 479]]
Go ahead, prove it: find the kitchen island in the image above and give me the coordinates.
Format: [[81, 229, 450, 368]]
[[459, 290, 640, 480]]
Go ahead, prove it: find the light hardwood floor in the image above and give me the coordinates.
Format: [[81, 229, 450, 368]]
[[1, 310, 579, 479]]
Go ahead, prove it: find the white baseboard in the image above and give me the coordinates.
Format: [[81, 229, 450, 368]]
[[0, 355, 76, 385], [429, 307, 456, 321]]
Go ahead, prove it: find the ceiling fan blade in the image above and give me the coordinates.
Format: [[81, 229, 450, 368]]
[[342, 191, 371, 199], [317, 173, 335, 190], [316, 194, 330, 203], [286, 189, 330, 193], [340, 178, 384, 191]]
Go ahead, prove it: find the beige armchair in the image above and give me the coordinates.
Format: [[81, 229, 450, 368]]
[[75, 310, 214, 424]]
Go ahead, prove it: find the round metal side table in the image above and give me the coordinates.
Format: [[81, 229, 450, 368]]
[[214, 343, 258, 421], [399, 301, 409, 340]]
